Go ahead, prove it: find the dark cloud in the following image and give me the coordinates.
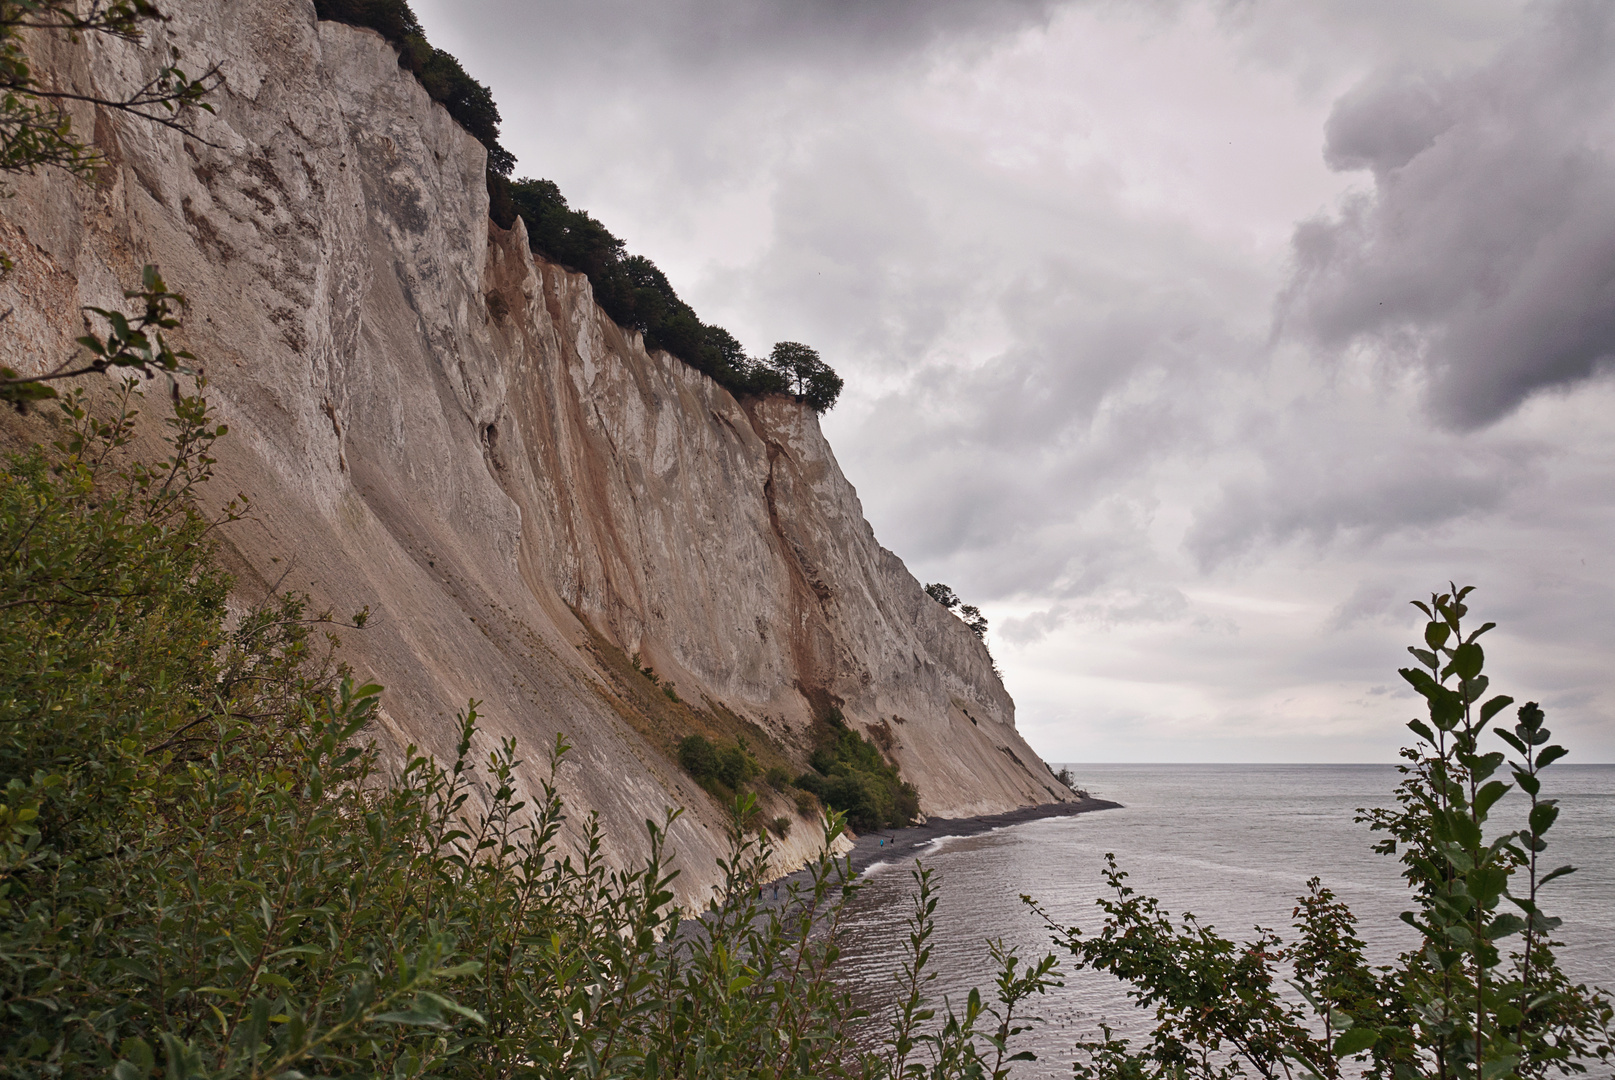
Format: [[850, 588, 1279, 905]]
[[1185, 428, 1538, 568], [1325, 580, 1403, 632], [1322, 70, 1457, 175], [422, 0, 1063, 74], [1280, 0, 1615, 429]]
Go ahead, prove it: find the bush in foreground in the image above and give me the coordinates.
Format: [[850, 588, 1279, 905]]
[[0, 391, 1047, 1078], [1032, 585, 1613, 1080]]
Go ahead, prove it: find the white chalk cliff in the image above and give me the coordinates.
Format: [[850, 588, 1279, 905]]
[[0, 0, 1075, 900]]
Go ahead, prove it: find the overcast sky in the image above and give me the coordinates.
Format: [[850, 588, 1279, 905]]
[[412, 0, 1615, 763]]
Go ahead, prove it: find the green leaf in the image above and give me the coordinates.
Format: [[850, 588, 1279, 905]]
[[1399, 667, 1440, 697], [120, 1037, 156, 1075], [416, 990, 486, 1024], [1334, 1027, 1378, 1056], [1537, 745, 1568, 768], [1481, 1056, 1519, 1080], [1451, 813, 1483, 850], [374, 1003, 449, 1028], [432, 961, 483, 979], [1430, 689, 1464, 731], [1449, 641, 1484, 681], [1480, 694, 1513, 723], [1540, 864, 1576, 886], [1475, 780, 1510, 818], [1408, 647, 1438, 669], [1495, 728, 1527, 755]]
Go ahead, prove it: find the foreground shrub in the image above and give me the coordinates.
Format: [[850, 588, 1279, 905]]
[[5, 298, 1603, 1080], [1032, 585, 1614, 1080], [0, 392, 1046, 1078]]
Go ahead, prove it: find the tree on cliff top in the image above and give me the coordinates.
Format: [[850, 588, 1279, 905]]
[[768, 341, 844, 413], [926, 581, 989, 641], [504, 177, 850, 410], [309, 0, 849, 414]]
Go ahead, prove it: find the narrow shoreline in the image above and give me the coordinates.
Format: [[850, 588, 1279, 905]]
[[766, 796, 1123, 891]]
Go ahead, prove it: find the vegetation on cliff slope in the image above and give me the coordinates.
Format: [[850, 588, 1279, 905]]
[[312, 0, 843, 412], [793, 710, 919, 832], [677, 733, 758, 795], [0, 387, 1050, 1078]]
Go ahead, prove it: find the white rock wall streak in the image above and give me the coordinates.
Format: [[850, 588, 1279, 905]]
[[0, 0, 1074, 898]]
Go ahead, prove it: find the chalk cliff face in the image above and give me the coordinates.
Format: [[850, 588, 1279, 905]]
[[0, 0, 1074, 898]]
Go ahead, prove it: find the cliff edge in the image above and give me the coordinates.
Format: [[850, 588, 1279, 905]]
[[0, 0, 1075, 899]]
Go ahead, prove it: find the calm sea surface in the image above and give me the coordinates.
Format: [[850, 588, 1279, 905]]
[[832, 764, 1615, 1078]]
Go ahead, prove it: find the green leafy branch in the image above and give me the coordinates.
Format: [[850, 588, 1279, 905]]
[[1, 0, 222, 181], [1, 265, 195, 408], [1032, 585, 1612, 1080]]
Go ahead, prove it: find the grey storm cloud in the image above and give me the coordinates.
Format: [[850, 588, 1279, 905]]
[[427, 0, 1064, 73], [1280, 0, 1615, 429], [1186, 441, 1533, 569]]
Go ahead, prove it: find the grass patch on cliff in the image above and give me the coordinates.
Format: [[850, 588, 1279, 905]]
[[793, 709, 919, 832], [571, 614, 813, 820]]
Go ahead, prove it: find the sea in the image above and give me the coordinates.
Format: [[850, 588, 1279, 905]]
[[831, 764, 1615, 1078]]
